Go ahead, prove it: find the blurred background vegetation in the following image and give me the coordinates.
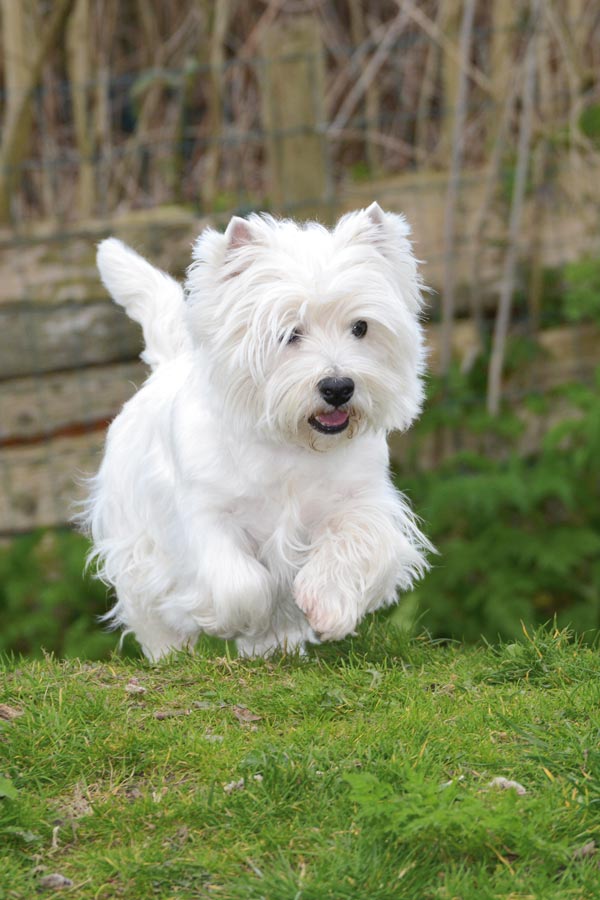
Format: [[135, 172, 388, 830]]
[[0, 0, 599, 657]]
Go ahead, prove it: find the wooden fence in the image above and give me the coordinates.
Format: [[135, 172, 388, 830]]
[[1, 194, 598, 534], [1, 8, 600, 534]]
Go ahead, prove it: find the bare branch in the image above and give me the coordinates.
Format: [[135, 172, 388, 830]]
[[467, 70, 521, 344], [397, 0, 497, 99], [328, 8, 409, 136], [439, 0, 477, 376], [487, 1, 541, 415]]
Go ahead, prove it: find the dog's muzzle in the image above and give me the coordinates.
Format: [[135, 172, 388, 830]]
[[309, 377, 355, 434]]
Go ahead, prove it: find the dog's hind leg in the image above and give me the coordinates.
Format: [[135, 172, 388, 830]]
[[235, 629, 307, 658], [107, 593, 199, 662], [129, 613, 198, 662], [234, 608, 314, 658]]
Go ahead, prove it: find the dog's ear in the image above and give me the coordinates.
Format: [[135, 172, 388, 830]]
[[222, 216, 264, 278], [334, 204, 424, 314], [363, 202, 413, 248], [334, 202, 412, 249], [365, 201, 386, 227], [224, 216, 257, 251]]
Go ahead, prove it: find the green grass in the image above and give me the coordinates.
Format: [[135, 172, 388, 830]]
[[2, 622, 600, 899]]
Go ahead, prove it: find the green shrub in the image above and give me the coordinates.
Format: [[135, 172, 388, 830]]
[[562, 256, 600, 323], [579, 103, 600, 141], [399, 373, 600, 642], [0, 530, 120, 659], [2, 369, 599, 658]]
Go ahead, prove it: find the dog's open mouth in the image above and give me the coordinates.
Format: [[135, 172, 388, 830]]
[[308, 409, 350, 435]]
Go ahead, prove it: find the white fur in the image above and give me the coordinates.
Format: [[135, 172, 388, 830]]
[[79, 204, 433, 660], [96, 238, 192, 369]]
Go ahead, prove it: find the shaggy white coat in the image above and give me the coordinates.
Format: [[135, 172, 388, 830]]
[[80, 203, 432, 660]]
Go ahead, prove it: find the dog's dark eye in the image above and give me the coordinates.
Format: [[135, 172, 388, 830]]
[[352, 320, 368, 338], [286, 328, 303, 345]]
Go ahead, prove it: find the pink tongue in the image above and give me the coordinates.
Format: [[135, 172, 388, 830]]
[[316, 409, 349, 427]]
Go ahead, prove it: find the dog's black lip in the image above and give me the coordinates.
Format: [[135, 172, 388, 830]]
[[308, 413, 350, 435]]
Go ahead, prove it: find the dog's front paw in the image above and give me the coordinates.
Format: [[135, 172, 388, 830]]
[[293, 571, 358, 642]]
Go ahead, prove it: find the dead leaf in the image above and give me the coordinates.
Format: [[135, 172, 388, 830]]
[[440, 775, 465, 789], [125, 679, 147, 695], [0, 704, 23, 721], [573, 840, 596, 860], [232, 705, 262, 725], [488, 776, 527, 795], [153, 709, 191, 719], [55, 783, 93, 820], [38, 873, 73, 891], [193, 700, 228, 710], [437, 683, 456, 695], [3, 826, 40, 843], [223, 778, 245, 794]]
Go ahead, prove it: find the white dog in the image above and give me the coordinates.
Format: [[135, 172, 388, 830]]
[[80, 203, 432, 660]]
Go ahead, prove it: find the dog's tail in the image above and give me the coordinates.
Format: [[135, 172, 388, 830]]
[[97, 237, 191, 370]]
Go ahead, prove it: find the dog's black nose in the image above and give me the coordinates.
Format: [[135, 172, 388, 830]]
[[318, 377, 355, 407]]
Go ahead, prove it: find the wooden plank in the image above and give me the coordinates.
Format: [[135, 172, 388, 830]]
[[390, 395, 587, 472], [392, 322, 600, 470], [0, 359, 146, 443], [0, 379, 590, 533], [4, 320, 591, 442], [0, 207, 207, 307], [0, 431, 103, 533], [0, 209, 211, 379], [0, 300, 142, 378], [426, 320, 600, 383], [426, 320, 481, 373], [510, 323, 600, 393]]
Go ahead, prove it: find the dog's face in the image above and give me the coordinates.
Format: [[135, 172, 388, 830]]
[[185, 204, 426, 450]]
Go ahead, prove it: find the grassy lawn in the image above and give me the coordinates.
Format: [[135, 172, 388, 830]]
[[2, 622, 600, 899]]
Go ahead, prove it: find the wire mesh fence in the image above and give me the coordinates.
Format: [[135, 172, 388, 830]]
[[1, 1, 600, 534]]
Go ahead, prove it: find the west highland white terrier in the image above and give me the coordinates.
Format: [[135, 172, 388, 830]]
[[81, 203, 432, 660]]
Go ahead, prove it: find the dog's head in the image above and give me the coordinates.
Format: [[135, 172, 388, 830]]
[[185, 203, 426, 450]]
